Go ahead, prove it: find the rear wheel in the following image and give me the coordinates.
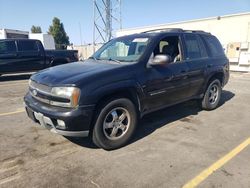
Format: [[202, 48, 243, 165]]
[[92, 98, 137, 150], [201, 79, 222, 110]]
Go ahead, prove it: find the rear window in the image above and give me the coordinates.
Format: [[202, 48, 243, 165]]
[[0, 41, 16, 54], [18, 40, 38, 51], [202, 35, 224, 57]]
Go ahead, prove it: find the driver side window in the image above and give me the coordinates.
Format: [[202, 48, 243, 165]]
[[153, 36, 181, 63]]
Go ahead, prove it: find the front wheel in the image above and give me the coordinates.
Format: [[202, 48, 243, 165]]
[[201, 79, 222, 110], [92, 98, 137, 150]]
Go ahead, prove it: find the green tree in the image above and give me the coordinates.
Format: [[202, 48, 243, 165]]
[[31, 25, 42, 33], [48, 17, 70, 49]]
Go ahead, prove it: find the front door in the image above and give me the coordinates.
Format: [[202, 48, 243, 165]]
[[144, 62, 189, 111], [142, 35, 190, 111]]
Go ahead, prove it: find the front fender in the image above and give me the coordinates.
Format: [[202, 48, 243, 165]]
[[81, 79, 145, 105]]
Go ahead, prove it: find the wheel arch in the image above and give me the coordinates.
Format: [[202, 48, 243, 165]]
[[203, 71, 225, 92], [94, 87, 141, 114], [207, 72, 224, 85], [89, 86, 142, 132]]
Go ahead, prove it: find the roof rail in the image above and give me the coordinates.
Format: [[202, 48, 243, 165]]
[[141, 28, 210, 35], [184, 30, 211, 34], [142, 28, 184, 33]]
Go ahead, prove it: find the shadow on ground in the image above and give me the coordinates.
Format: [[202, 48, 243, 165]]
[[132, 90, 235, 144], [66, 90, 235, 149], [0, 74, 32, 82]]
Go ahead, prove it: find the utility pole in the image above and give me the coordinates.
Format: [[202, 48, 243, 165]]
[[93, 0, 122, 52], [79, 22, 83, 46]]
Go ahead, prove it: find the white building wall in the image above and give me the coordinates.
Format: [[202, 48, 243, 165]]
[[72, 44, 103, 60], [117, 12, 250, 45], [117, 12, 250, 72]]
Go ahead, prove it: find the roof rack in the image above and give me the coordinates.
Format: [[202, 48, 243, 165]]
[[141, 28, 210, 34], [184, 30, 210, 34], [142, 28, 184, 33]]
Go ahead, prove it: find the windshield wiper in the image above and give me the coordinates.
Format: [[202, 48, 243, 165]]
[[89, 56, 97, 60], [89, 57, 121, 64], [108, 58, 121, 64]]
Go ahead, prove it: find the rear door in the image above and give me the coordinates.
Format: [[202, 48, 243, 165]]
[[182, 34, 209, 97], [0, 40, 18, 73], [17, 40, 44, 71]]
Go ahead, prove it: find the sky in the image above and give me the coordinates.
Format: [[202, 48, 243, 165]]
[[0, 0, 250, 45]]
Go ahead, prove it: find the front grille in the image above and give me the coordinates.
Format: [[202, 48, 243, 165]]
[[29, 80, 71, 107], [29, 80, 51, 94], [29, 80, 51, 104], [30, 90, 50, 104]]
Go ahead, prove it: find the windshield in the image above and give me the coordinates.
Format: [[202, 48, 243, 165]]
[[92, 36, 150, 62]]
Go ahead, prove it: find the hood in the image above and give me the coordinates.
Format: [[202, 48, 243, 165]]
[[31, 59, 123, 86]]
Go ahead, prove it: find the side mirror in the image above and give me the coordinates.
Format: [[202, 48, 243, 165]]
[[149, 55, 171, 66]]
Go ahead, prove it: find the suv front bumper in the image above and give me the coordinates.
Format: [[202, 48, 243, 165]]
[[24, 93, 95, 137]]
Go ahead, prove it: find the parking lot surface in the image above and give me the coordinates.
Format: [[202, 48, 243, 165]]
[[0, 72, 249, 188]]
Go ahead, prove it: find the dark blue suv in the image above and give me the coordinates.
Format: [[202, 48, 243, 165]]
[[24, 29, 229, 150]]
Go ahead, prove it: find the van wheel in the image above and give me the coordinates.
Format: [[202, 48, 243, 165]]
[[92, 98, 137, 150], [201, 79, 222, 110]]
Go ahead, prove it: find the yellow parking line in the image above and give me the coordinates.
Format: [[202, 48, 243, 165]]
[[0, 110, 25, 117], [182, 137, 250, 188]]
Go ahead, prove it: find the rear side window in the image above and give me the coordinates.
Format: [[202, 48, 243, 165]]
[[184, 34, 201, 60], [0, 41, 16, 54], [197, 35, 208, 58], [202, 35, 224, 57], [18, 40, 38, 51]]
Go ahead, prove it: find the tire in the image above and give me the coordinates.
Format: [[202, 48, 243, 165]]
[[92, 130, 102, 148], [92, 98, 137, 150], [201, 79, 222, 110]]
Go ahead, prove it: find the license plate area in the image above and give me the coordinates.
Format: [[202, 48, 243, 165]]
[[34, 112, 54, 129], [25, 106, 54, 129]]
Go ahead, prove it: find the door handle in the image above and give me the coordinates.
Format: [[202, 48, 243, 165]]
[[178, 70, 188, 79], [180, 70, 187, 73], [207, 64, 212, 68], [180, 70, 189, 76], [164, 75, 173, 81]]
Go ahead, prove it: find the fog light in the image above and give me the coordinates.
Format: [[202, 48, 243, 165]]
[[57, 120, 65, 128]]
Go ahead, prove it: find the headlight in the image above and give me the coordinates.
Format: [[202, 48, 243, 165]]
[[51, 87, 80, 108]]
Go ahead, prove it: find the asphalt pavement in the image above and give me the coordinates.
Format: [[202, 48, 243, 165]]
[[0, 72, 249, 188]]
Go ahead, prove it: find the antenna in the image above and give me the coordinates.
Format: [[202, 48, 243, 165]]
[[93, 0, 122, 51]]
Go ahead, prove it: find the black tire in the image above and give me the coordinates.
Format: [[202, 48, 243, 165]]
[[92, 98, 137, 150], [201, 79, 222, 110], [92, 130, 102, 148]]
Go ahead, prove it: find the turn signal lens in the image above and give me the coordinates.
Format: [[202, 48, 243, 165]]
[[71, 88, 80, 107]]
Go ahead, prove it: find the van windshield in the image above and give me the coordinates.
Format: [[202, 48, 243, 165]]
[[91, 36, 150, 63]]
